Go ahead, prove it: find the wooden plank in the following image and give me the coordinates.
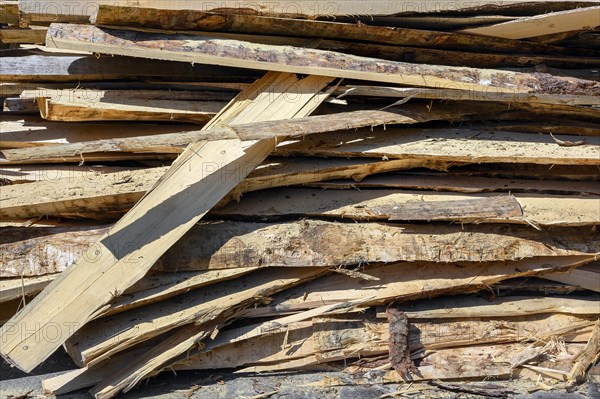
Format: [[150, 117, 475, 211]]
[[0, 1, 19, 24], [22, 1, 600, 22], [0, 275, 57, 303], [102, 268, 258, 317], [461, 6, 600, 39], [174, 312, 594, 372], [0, 157, 461, 220], [0, 81, 244, 98], [568, 320, 600, 382], [0, 53, 257, 82], [1, 102, 504, 162], [213, 188, 600, 226], [347, 342, 587, 382], [397, 296, 600, 319], [36, 95, 225, 124], [0, 167, 167, 220], [0, 116, 201, 147], [65, 267, 326, 366], [542, 266, 600, 292], [241, 256, 596, 317], [45, 24, 600, 95], [0, 26, 47, 44], [0, 72, 333, 372], [3, 97, 38, 114], [93, 5, 579, 56], [303, 173, 600, 195], [275, 127, 600, 165], [3, 221, 598, 279], [339, 85, 600, 106]]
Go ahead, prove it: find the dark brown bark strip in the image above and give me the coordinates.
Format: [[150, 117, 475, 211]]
[[387, 307, 418, 379]]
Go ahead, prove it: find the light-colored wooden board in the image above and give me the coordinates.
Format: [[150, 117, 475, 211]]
[[0, 1, 19, 24], [36, 96, 224, 124], [214, 188, 600, 226], [0, 116, 200, 148], [0, 275, 57, 303], [461, 6, 600, 39], [3, 221, 598, 279], [242, 256, 596, 317], [275, 127, 600, 165], [397, 296, 600, 319], [542, 267, 600, 292], [0, 157, 461, 221]]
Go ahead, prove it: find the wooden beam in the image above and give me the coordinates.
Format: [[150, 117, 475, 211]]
[[0, 72, 333, 372], [461, 6, 600, 39], [1, 102, 504, 162], [45, 24, 600, 95], [93, 5, 579, 56], [275, 127, 600, 166]]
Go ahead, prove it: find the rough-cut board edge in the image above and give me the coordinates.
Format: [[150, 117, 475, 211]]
[[274, 128, 600, 166], [44, 24, 600, 96], [338, 86, 600, 106], [241, 256, 598, 318], [460, 6, 600, 39], [213, 188, 600, 227], [36, 96, 224, 123]]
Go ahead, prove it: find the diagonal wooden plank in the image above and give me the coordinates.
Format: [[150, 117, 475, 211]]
[[0, 72, 333, 372]]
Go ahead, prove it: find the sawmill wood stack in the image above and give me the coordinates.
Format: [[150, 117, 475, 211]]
[[1, 1, 599, 398]]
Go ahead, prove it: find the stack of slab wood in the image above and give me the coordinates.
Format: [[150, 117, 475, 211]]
[[1, 1, 599, 398]]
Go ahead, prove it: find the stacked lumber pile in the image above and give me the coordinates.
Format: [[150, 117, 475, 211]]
[[1, 1, 599, 397]]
